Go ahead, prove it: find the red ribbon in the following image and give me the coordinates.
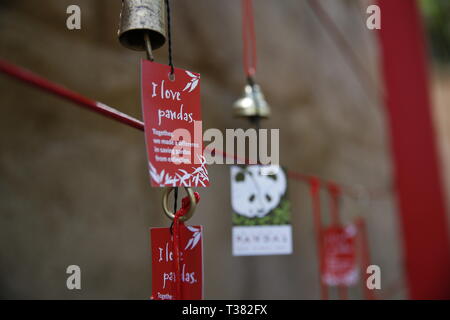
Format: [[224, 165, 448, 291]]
[[327, 182, 341, 226], [172, 191, 200, 300], [242, 0, 257, 78], [327, 183, 348, 299], [309, 177, 328, 300], [356, 217, 375, 300]]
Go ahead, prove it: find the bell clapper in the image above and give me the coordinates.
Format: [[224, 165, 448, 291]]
[[144, 32, 154, 61]]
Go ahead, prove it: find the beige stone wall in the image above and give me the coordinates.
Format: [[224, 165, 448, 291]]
[[431, 69, 450, 233], [0, 0, 412, 299]]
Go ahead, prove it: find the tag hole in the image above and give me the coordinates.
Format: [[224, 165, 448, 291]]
[[168, 72, 175, 82]]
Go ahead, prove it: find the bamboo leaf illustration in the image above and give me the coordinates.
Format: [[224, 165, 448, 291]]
[[197, 179, 206, 187], [182, 81, 192, 92], [191, 233, 201, 249], [159, 169, 165, 183], [176, 173, 190, 186], [187, 226, 199, 233], [186, 71, 197, 78], [150, 171, 160, 184], [149, 162, 162, 183], [185, 238, 194, 250], [179, 169, 189, 176], [189, 79, 199, 92]]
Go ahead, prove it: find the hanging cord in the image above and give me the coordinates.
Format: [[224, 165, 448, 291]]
[[173, 187, 178, 213], [166, 0, 176, 229], [355, 217, 376, 300], [328, 183, 341, 226], [252, 115, 261, 164], [242, 0, 257, 81], [309, 177, 328, 300], [327, 183, 349, 300], [170, 187, 179, 234], [242, 0, 261, 163], [165, 0, 175, 77]]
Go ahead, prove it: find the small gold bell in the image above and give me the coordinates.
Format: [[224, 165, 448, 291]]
[[118, 0, 167, 51], [233, 84, 271, 118]]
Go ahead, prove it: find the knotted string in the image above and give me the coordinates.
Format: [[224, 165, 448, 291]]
[[165, 0, 175, 76]]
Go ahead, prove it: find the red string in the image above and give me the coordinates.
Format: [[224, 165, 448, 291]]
[[242, 0, 257, 78], [327, 182, 341, 226], [355, 217, 375, 300], [328, 183, 351, 299], [172, 191, 200, 300], [309, 177, 328, 300]]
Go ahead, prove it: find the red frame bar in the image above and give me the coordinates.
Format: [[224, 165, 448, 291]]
[[0, 58, 370, 200], [378, 0, 450, 299], [0, 59, 145, 131]]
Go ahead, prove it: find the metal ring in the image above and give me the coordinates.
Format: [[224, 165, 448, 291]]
[[162, 187, 197, 222]]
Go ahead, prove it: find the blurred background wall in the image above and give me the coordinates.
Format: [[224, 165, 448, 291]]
[[0, 0, 448, 299]]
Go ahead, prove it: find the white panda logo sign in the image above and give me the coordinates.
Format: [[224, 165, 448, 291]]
[[231, 165, 287, 218]]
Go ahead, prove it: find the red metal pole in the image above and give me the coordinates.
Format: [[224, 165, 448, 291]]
[[0, 59, 145, 131], [377, 0, 450, 299]]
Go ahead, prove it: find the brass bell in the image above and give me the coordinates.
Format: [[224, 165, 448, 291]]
[[233, 84, 271, 118], [118, 0, 167, 52]]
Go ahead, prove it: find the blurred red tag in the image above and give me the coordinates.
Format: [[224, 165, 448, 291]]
[[141, 60, 209, 187], [150, 225, 203, 300], [322, 224, 358, 286]]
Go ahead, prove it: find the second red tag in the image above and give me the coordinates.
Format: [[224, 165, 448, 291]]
[[150, 225, 203, 300], [322, 224, 358, 286]]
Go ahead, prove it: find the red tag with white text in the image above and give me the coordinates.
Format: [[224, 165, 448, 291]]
[[141, 60, 209, 187], [150, 225, 203, 300], [322, 224, 358, 286]]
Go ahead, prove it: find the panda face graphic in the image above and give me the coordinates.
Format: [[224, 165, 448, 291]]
[[231, 165, 287, 218]]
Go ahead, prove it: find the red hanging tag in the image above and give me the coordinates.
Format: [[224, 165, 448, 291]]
[[151, 191, 203, 300], [141, 60, 209, 187], [321, 224, 358, 287], [150, 224, 203, 300]]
